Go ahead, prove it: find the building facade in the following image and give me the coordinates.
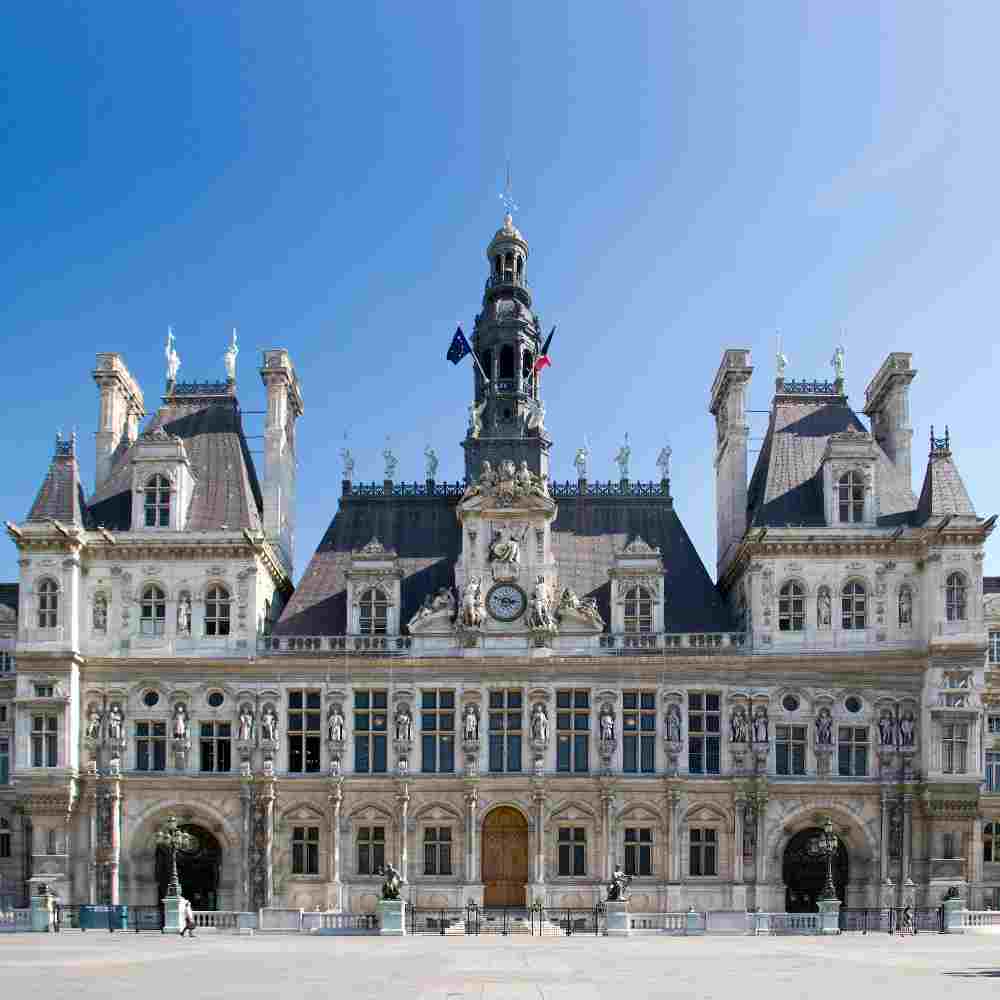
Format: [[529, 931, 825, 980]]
[[1, 212, 997, 915]]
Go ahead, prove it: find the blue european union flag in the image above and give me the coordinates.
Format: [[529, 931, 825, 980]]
[[446, 326, 472, 365]]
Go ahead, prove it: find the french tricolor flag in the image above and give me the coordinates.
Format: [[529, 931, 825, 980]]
[[533, 326, 556, 373]]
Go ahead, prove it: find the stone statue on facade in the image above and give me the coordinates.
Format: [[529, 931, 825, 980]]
[[816, 708, 833, 746], [607, 863, 631, 902], [165, 327, 181, 382], [424, 445, 438, 480], [752, 706, 769, 744], [898, 587, 912, 626], [528, 580, 556, 632], [656, 445, 672, 482], [730, 708, 749, 743], [878, 710, 895, 746], [574, 443, 589, 480], [666, 703, 682, 743], [776, 348, 788, 379], [614, 433, 631, 479], [238, 705, 254, 742], [408, 586, 456, 631], [107, 704, 124, 743], [328, 706, 345, 743], [380, 862, 403, 901], [172, 704, 188, 740], [469, 398, 486, 440], [531, 703, 549, 743], [177, 595, 191, 636], [526, 397, 546, 432], [382, 444, 398, 481], [556, 587, 604, 629], [599, 707, 615, 742], [831, 345, 845, 381], [261, 706, 278, 742], [459, 578, 484, 628], [85, 707, 102, 741], [339, 445, 355, 482], [224, 328, 239, 382], [490, 527, 523, 565], [93, 594, 108, 633], [899, 711, 916, 748], [463, 703, 479, 742], [817, 588, 832, 628], [394, 705, 413, 742]]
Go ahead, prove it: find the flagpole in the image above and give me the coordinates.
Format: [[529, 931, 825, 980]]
[[470, 349, 490, 385]]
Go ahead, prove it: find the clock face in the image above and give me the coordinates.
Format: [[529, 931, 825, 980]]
[[487, 583, 526, 622]]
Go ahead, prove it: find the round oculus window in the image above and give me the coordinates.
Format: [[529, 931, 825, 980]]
[[143, 690, 159, 708], [486, 583, 527, 622], [207, 692, 224, 708], [781, 694, 800, 712], [845, 696, 863, 714]]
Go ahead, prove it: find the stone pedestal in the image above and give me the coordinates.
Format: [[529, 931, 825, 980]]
[[163, 894, 187, 934], [31, 891, 55, 932], [605, 900, 630, 937], [817, 898, 841, 935], [377, 898, 406, 936], [942, 896, 965, 934]]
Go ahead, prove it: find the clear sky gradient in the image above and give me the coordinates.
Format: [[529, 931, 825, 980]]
[[2, 2, 999, 584]]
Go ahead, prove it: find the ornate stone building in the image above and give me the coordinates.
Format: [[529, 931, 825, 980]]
[[1, 211, 997, 916]]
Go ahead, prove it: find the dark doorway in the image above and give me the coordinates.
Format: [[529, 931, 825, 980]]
[[156, 824, 222, 911], [482, 807, 529, 908], [782, 827, 848, 913]]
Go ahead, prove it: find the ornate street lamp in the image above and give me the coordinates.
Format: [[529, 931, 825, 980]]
[[808, 817, 840, 902], [155, 816, 195, 898]]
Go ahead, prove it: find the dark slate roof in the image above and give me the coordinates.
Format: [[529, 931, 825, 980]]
[[276, 490, 734, 636], [87, 398, 263, 531], [26, 440, 86, 526], [0, 583, 18, 626], [747, 398, 918, 528], [916, 448, 976, 523], [985, 577, 1000, 595]]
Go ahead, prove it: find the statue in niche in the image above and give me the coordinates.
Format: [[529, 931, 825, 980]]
[[730, 708, 749, 743], [173, 704, 188, 740], [85, 707, 102, 741], [394, 705, 413, 743], [898, 588, 912, 627], [816, 708, 833, 746], [238, 705, 254, 742], [93, 594, 108, 633], [752, 706, 769, 743], [898, 712, 916, 748], [107, 704, 124, 743], [261, 706, 278, 742], [531, 704, 549, 743], [328, 705, 345, 743], [878, 710, 895, 746], [599, 707, 615, 742], [614, 433, 631, 479], [177, 595, 192, 636], [817, 588, 832, 629], [490, 526, 524, 565], [463, 704, 479, 742], [666, 704, 682, 743], [423, 445, 438, 480]]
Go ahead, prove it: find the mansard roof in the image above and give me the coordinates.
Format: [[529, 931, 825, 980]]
[[0, 583, 18, 626], [87, 395, 263, 532], [747, 394, 917, 528], [275, 483, 734, 636], [26, 434, 86, 527]]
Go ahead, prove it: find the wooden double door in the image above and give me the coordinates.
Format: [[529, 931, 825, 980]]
[[482, 807, 529, 907]]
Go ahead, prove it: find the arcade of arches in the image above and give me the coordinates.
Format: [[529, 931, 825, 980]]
[[482, 807, 529, 907]]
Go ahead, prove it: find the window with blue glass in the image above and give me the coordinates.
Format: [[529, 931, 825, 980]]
[[488, 690, 522, 773], [421, 690, 455, 773], [0, 737, 9, 784], [623, 691, 656, 773], [354, 690, 388, 774], [288, 690, 322, 773], [556, 690, 590, 773], [987, 752, 1000, 792], [687, 693, 721, 774]]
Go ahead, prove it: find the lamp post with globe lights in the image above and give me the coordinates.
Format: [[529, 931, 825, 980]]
[[807, 816, 843, 933], [156, 816, 196, 931]]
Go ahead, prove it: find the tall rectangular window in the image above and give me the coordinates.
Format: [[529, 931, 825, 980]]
[[0, 822, 9, 858], [353, 690, 388, 774], [990, 631, 1000, 665], [942, 723, 969, 775], [199, 721, 232, 773], [688, 693, 721, 775], [623, 691, 656, 773], [31, 716, 58, 767], [357, 826, 385, 876], [421, 690, 455, 773], [423, 827, 453, 876], [689, 829, 718, 876], [557, 827, 586, 876], [292, 826, 319, 875], [624, 827, 653, 876], [837, 726, 869, 777], [776, 725, 807, 776], [488, 690, 523, 773], [135, 721, 166, 771], [556, 690, 590, 773], [0, 651, 14, 673], [288, 690, 322, 773], [0, 738, 9, 784], [989, 716, 1000, 735], [987, 751, 1000, 792]]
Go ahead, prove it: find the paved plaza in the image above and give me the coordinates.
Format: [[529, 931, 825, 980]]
[[2, 933, 1000, 998]]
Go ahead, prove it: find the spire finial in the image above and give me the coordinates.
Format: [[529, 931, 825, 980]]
[[499, 160, 518, 218]]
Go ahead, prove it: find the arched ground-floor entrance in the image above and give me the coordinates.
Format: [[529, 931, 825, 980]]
[[156, 824, 222, 911], [782, 827, 849, 913], [482, 807, 529, 907]]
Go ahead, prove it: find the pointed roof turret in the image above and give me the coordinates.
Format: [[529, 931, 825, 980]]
[[27, 431, 86, 527], [916, 426, 976, 523]]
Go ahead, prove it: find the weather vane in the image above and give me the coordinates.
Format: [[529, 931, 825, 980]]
[[499, 160, 518, 216]]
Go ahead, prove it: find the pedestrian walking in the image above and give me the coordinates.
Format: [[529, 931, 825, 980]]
[[179, 899, 197, 937]]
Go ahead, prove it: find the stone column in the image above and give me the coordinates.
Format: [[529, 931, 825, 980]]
[[601, 789, 615, 881], [878, 791, 890, 887], [667, 789, 681, 882], [971, 815, 983, 899], [240, 773, 252, 909], [397, 785, 410, 883], [733, 798, 744, 884], [531, 783, 547, 899], [901, 794, 913, 888], [464, 787, 479, 883], [328, 779, 343, 911], [87, 785, 98, 904], [754, 793, 769, 885], [108, 773, 122, 905]]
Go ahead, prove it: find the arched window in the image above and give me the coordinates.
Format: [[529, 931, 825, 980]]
[[205, 585, 231, 637], [841, 581, 867, 630], [358, 588, 389, 635], [37, 579, 58, 628], [499, 345, 515, 380], [144, 474, 171, 528], [623, 586, 653, 634], [985, 823, 1000, 863], [778, 582, 805, 632], [521, 350, 534, 379], [946, 573, 968, 622], [837, 471, 865, 523], [140, 585, 166, 636]]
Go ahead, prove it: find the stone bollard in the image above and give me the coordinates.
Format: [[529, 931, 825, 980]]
[[162, 895, 187, 934], [605, 901, 631, 938], [30, 891, 55, 933], [377, 898, 406, 936], [685, 906, 703, 936], [817, 898, 841, 935], [941, 892, 965, 934]]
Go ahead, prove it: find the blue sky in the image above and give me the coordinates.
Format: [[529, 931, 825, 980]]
[[2, 2, 999, 584]]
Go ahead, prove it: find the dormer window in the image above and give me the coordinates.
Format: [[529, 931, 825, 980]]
[[205, 585, 231, 637], [623, 586, 653, 634], [841, 581, 867, 630], [359, 588, 389, 635], [37, 578, 58, 628], [946, 573, 968, 622], [140, 585, 166, 636], [838, 471, 865, 523], [144, 474, 171, 527]]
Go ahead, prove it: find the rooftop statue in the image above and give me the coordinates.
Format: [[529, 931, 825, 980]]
[[224, 328, 239, 381], [165, 327, 181, 382]]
